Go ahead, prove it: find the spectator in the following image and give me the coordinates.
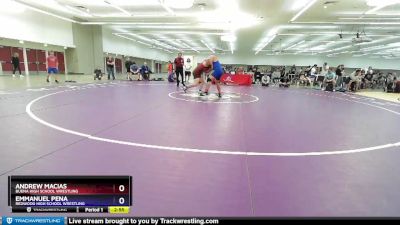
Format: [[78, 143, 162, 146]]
[[323, 67, 336, 90], [184, 58, 192, 83], [106, 56, 115, 80], [125, 57, 132, 80], [335, 65, 344, 89], [129, 61, 140, 81], [290, 64, 296, 74], [46, 51, 59, 83], [261, 73, 270, 87], [308, 64, 318, 86], [348, 69, 362, 92], [167, 61, 175, 82], [141, 62, 152, 81], [321, 62, 329, 76], [12, 52, 23, 78], [279, 73, 290, 88], [363, 67, 374, 88], [94, 68, 103, 81]]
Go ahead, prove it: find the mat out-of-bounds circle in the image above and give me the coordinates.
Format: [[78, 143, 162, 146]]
[[25, 86, 400, 157], [168, 91, 259, 104]]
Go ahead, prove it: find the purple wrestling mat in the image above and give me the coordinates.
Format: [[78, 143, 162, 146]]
[[0, 81, 399, 217]]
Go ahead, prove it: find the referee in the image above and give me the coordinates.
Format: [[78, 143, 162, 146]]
[[174, 52, 185, 87]]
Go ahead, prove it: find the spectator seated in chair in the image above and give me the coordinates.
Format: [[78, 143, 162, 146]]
[[363, 67, 374, 89], [271, 70, 281, 85], [261, 74, 270, 87], [298, 72, 310, 86], [385, 73, 395, 93], [129, 62, 140, 81], [94, 68, 103, 81], [348, 69, 362, 92], [279, 75, 290, 88], [140, 62, 152, 81], [322, 67, 336, 91], [394, 76, 400, 93]]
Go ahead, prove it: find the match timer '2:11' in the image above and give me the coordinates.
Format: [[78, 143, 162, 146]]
[[8, 176, 132, 213]]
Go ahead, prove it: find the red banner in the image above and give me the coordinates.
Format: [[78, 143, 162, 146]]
[[221, 74, 252, 86]]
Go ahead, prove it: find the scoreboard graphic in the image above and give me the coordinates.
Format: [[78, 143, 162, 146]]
[[8, 176, 132, 213]]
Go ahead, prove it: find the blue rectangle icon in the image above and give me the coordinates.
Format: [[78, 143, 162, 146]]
[[2, 217, 64, 225]]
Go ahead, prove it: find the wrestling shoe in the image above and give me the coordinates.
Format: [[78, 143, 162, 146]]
[[217, 93, 222, 98]]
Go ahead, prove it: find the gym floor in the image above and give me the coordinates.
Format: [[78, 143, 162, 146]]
[[0, 74, 400, 216]]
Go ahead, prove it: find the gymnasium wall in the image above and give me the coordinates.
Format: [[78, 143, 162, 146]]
[[65, 24, 104, 75], [0, 5, 74, 48], [102, 27, 172, 63]]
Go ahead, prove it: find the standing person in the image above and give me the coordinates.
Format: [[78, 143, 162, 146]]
[[201, 55, 224, 98], [335, 64, 344, 89], [183, 58, 211, 94], [184, 58, 192, 83], [106, 56, 115, 80], [174, 52, 185, 87], [125, 57, 132, 80], [321, 62, 329, 76], [46, 51, 59, 83], [11, 52, 23, 78]]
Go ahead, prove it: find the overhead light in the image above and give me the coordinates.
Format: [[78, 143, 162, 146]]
[[290, 0, 317, 22], [229, 42, 234, 54], [82, 22, 189, 25], [291, 0, 314, 11], [19, 40, 24, 44], [64, 46, 67, 49], [366, 0, 400, 7], [65, 5, 93, 17], [13, 1, 77, 23], [177, 39, 200, 53], [1, 0, 25, 13], [159, 0, 175, 14], [285, 40, 305, 50], [114, 34, 137, 42], [221, 34, 237, 42], [164, 0, 194, 9], [44, 43, 48, 47], [255, 35, 277, 55], [201, 40, 215, 53], [104, 1, 131, 16]]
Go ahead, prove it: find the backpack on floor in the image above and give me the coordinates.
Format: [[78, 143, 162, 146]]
[[325, 83, 334, 92]]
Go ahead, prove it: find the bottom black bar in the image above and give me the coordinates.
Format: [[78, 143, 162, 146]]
[[12, 207, 109, 213]]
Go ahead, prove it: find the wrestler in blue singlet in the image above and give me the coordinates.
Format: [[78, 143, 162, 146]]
[[212, 61, 223, 80]]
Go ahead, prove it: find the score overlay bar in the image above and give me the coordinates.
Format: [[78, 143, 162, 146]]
[[8, 176, 132, 213]]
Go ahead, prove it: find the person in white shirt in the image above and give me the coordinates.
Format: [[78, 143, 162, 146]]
[[184, 58, 192, 83]]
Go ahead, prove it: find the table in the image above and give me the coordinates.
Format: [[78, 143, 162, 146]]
[[220, 74, 252, 86]]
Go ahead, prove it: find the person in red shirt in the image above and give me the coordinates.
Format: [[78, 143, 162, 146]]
[[46, 51, 59, 83], [174, 52, 185, 87], [167, 61, 175, 82]]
